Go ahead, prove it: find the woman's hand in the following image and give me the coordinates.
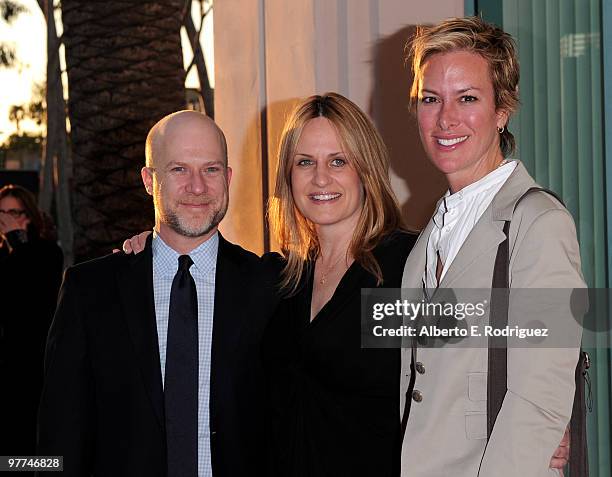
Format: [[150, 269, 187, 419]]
[[0, 212, 26, 235], [113, 230, 152, 254], [549, 426, 570, 472]]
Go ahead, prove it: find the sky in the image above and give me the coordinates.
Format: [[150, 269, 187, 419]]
[[0, 0, 46, 142], [0, 0, 214, 144]]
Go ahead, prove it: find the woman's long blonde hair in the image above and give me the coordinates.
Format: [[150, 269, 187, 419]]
[[268, 93, 404, 294]]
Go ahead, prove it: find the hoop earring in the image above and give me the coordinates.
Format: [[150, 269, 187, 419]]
[[497, 126, 505, 134]]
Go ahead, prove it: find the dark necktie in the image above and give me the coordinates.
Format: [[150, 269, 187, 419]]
[[165, 254, 198, 477]]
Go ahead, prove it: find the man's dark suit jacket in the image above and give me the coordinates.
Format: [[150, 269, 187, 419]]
[[37, 234, 279, 477]]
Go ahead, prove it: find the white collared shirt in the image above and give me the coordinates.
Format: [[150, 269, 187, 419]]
[[424, 160, 517, 289]]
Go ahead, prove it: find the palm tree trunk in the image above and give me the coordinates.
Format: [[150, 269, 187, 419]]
[[38, 0, 75, 265], [38, 0, 52, 215], [61, 0, 186, 262]]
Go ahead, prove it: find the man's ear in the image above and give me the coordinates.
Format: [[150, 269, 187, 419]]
[[141, 167, 154, 196], [226, 166, 233, 187]]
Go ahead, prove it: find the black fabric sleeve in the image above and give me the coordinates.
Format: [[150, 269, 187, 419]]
[[36, 268, 95, 477]]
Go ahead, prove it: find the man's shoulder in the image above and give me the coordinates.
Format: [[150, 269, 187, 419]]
[[218, 236, 260, 265], [219, 238, 282, 294], [66, 250, 143, 282]]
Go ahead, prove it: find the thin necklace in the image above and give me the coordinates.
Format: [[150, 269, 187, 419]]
[[318, 253, 346, 285]]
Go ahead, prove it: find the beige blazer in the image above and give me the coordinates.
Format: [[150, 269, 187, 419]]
[[400, 162, 585, 477]]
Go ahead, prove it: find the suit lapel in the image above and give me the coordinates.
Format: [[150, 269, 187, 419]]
[[401, 162, 536, 291], [401, 220, 434, 290], [210, 235, 249, 421], [116, 236, 165, 429], [438, 161, 535, 288], [439, 208, 506, 287]]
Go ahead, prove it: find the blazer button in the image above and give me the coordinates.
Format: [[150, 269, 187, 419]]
[[412, 390, 423, 402], [415, 362, 425, 374]]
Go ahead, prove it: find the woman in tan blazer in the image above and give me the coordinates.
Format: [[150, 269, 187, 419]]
[[399, 17, 585, 477]]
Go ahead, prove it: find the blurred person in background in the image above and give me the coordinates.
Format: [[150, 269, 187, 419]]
[[0, 184, 63, 459]]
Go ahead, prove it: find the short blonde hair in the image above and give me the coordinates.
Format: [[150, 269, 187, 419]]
[[408, 16, 520, 157], [268, 93, 404, 294]]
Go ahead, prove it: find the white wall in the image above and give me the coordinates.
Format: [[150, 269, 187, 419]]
[[215, 0, 464, 253]]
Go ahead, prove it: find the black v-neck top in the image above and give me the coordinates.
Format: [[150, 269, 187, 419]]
[[262, 230, 417, 477]]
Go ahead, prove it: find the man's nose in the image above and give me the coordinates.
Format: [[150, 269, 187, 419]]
[[186, 171, 207, 194]]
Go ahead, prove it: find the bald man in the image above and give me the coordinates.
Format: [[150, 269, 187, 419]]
[[37, 111, 277, 477]]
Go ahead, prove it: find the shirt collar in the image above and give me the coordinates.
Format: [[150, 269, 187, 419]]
[[432, 160, 516, 228], [152, 230, 219, 278]]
